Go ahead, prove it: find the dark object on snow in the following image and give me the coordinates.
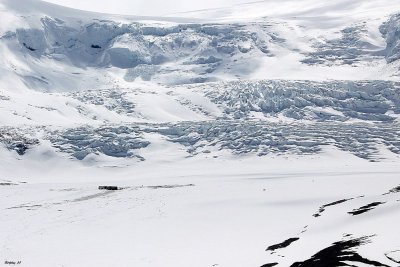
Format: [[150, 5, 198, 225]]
[[23, 42, 36, 51], [91, 44, 101, 49], [266, 237, 300, 251], [260, 263, 278, 267], [290, 236, 389, 267], [98, 186, 119, 190]]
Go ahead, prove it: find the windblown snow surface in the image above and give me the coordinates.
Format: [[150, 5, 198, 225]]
[[1, 0, 400, 266]]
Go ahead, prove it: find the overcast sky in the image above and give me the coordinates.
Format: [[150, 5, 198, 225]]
[[44, 0, 251, 16]]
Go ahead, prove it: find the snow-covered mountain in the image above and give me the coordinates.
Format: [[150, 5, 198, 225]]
[[1, 0, 400, 266], [1, 0, 400, 92]]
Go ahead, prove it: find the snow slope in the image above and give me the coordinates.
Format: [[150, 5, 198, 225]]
[[1, 0, 400, 267], [1, 0, 400, 93]]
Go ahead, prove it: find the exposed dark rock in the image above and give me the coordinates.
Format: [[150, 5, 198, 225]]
[[348, 202, 385, 216], [383, 185, 400, 195], [385, 250, 400, 264], [266, 238, 300, 252], [6, 140, 39, 155], [14, 143, 29, 155], [290, 236, 389, 267], [0, 182, 17, 186], [0, 130, 40, 155], [98, 186, 119, 190], [313, 198, 353, 217]]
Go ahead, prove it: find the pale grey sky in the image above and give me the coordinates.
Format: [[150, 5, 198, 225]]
[[44, 0, 252, 16]]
